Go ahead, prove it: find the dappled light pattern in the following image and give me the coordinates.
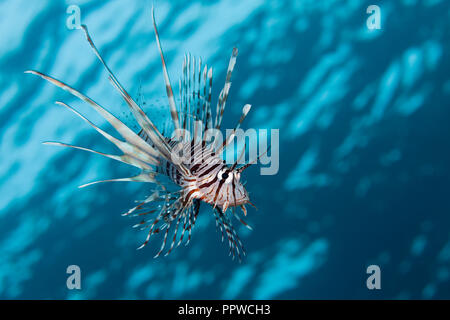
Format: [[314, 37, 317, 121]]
[[0, 0, 449, 299]]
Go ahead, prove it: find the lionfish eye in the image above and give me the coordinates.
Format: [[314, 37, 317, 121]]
[[218, 169, 233, 183]]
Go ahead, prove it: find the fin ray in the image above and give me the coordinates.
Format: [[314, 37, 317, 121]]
[[151, 6, 180, 130]]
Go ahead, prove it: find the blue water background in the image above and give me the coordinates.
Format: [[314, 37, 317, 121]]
[[0, 0, 449, 299]]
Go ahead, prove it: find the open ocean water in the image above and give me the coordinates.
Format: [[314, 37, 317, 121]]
[[0, 0, 449, 299]]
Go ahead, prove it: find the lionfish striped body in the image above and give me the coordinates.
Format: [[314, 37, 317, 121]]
[[26, 8, 256, 261]]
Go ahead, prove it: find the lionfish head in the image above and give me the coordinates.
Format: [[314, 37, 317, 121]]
[[215, 165, 252, 214]]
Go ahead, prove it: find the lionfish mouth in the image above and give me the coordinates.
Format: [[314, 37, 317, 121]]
[[216, 198, 249, 212], [25, 6, 263, 262]]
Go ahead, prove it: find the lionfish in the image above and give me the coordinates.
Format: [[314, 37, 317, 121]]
[[26, 9, 260, 261]]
